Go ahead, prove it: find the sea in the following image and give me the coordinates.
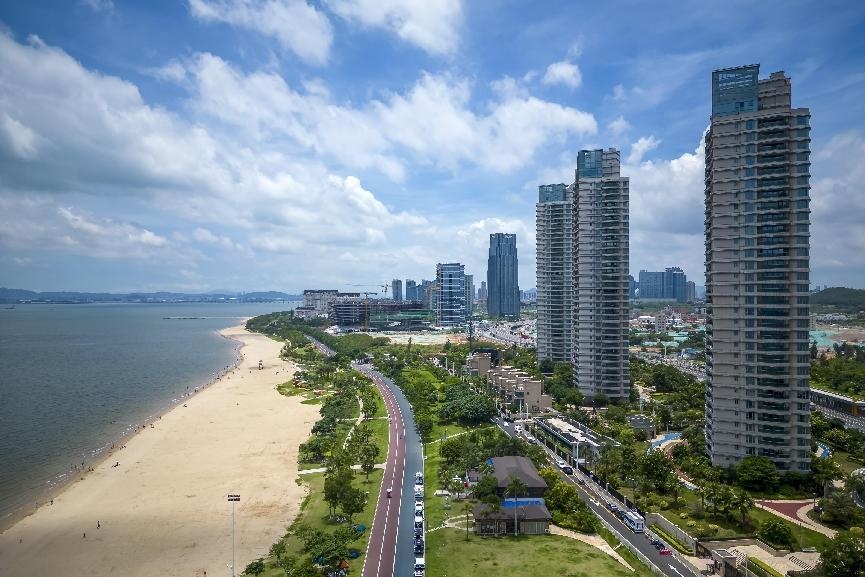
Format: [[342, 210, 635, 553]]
[[0, 301, 298, 528]]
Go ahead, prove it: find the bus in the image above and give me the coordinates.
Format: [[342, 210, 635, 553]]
[[623, 511, 645, 533]]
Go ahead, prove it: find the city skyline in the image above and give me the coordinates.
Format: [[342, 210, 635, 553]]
[[1, 2, 864, 292]]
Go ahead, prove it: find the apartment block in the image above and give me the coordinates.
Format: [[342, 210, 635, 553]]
[[536, 183, 574, 364], [487, 366, 553, 414], [704, 64, 812, 471], [573, 149, 630, 401]]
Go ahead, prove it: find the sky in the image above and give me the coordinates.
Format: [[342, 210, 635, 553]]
[[1, 0, 864, 294]]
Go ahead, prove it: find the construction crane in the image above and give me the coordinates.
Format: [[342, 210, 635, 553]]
[[346, 285, 382, 331], [380, 283, 389, 297]]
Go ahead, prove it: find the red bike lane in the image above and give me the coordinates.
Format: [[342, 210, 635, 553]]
[[360, 367, 406, 577]]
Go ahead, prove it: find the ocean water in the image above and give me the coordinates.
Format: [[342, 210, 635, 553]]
[[0, 302, 297, 527]]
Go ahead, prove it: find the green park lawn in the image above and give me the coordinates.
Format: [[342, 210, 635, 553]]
[[425, 528, 647, 577], [258, 468, 384, 577]]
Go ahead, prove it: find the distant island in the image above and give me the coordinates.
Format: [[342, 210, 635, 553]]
[[0, 288, 302, 304]]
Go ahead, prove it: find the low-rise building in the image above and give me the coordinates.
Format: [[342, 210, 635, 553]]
[[466, 352, 492, 377], [489, 456, 548, 498], [473, 501, 551, 536], [487, 366, 552, 414]]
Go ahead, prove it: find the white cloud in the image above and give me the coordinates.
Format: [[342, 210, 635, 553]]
[[0, 112, 41, 160], [325, 0, 462, 56], [183, 55, 596, 176], [147, 60, 187, 83], [627, 135, 661, 164], [623, 136, 705, 279], [809, 131, 865, 284], [80, 0, 114, 12], [188, 0, 333, 66], [541, 60, 582, 89], [12, 256, 33, 265], [608, 115, 631, 136]]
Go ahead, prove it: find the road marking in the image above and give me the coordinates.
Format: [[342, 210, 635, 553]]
[[668, 564, 684, 577]]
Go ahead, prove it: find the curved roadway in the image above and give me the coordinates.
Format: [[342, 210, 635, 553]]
[[305, 337, 422, 577]]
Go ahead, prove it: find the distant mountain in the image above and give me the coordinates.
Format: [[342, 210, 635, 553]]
[[812, 287, 865, 313], [0, 288, 302, 304]]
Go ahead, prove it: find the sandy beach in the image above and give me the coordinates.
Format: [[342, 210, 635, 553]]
[[0, 324, 318, 577]]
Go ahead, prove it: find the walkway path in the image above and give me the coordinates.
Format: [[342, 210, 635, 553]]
[[754, 500, 837, 537], [549, 525, 634, 570], [297, 463, 385, 476]]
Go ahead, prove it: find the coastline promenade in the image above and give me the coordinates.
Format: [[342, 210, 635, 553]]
[[0, 324, 319, 577]]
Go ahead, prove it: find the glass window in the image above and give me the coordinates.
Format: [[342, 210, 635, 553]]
[[797, 152, 809, 161], [746, 120, 756, 129], [797, 141, 808, 149], [797, 165, 809, 173], [796, 116, 810, 126], [796, 188, 809, 197], [746, 156, 755, 165], [796, 199, 809, 209]]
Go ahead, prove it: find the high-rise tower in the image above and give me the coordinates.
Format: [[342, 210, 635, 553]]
[[434, 263, 466, 327], [392, 279, 403, 301], [704, 65, 811, 472], [536, 183, 574, 364], [487, 233, 520, 319], [573, 149, 630, 400]]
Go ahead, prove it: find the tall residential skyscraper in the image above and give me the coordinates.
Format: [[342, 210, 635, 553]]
[[573, 149, 630, 401], [405, 279, 417, 301], [705, 65, 811, 472], [536, 183, 574, 364], [487, 233, 520, 319], [392, 279, 403, 301], [434, 263, 466, 327], [478, 281, 487, 301]]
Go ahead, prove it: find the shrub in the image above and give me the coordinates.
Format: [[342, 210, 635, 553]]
[[686, 520, 697, 528], [679, 512, 689, 520]]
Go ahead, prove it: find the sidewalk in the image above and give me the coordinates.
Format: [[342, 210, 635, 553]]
[[549, 525, 634, 571]]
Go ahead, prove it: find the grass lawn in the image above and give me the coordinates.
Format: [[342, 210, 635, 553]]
[[258, 468, 384, 577], [426, 528, 645, 577], [649, 492, 830, 551], [832, 450, 864, 475]]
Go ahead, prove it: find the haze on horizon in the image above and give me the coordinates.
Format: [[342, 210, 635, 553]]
[[1, 1, 864, 294]]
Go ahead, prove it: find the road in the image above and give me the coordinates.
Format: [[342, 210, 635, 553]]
[[305, 337, 422, 577], [494, 417, 698, 577]]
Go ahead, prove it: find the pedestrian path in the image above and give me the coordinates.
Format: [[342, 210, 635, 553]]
[[549, 525, 634, 571], [297, 463, 385, 475]]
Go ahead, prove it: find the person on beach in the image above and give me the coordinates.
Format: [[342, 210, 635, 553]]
[[97, 521, 100, 529]]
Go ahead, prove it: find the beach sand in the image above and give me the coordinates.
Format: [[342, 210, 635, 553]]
[[0, 324, 318, 577]]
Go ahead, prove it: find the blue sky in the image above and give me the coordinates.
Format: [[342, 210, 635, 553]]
[[1, 0, 864, 293]]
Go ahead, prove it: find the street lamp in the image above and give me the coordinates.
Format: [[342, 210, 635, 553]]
[[227, 494, 240, 576]]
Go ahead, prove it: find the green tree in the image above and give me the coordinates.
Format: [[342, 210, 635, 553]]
[[243, 557, 265, 576], [339, 484, 367, 523], [757, 518, 795, 549], [818, 529, 865, 577], [736, 456, 780, 493], [812, 455, 843, 496], [463, 500, 473, 541], [269, 540, 287, 564], [730, 490, 755, 526], [358, 441, 380, 481], [472, 475, 499, 503], [820, 491, 865, 529], [505, 475, 528, 536]]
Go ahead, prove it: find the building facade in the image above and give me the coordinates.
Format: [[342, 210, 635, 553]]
[[303, 289, 359, 313], [478, 281, 487, 301], [536, 183, 574, 364], [637, 267, 688, 302], [465, 274, 474, 318], [487, 233, 520, 319], [405, 279, 417, 301], [704, 65, 812, 472], [392, 279, 403, 301], [434, 263, 467, 327], [573, 149, 630, 400]]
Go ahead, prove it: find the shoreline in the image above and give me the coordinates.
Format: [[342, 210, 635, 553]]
[[0, 328, 245, 535], [0, 323, 319, 577]]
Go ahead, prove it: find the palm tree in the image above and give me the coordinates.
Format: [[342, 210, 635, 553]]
[[505, 475, 528, 536], [731, 490, 755, 526], [462, 500, 473, 541]]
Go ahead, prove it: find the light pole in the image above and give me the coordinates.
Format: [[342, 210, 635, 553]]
[[228, 494, 240, 576]]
